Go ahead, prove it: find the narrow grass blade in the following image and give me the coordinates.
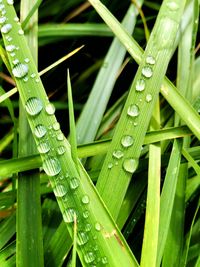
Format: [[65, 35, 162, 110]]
[[0, 213, 16, 250], [92, 0, 187, 219]]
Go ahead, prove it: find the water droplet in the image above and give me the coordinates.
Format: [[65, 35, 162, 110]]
[[63, 208, 77, 223], [43, 157, 61, 176], [1, 10, 6, 15], [5, 45, 15, 52], [53, 122, 60, 131], [0, 16, 6, 24], [108, 162, 113, 169], [85, 223, 92, 232], [142, 66, 153, 78], [102, 256, 108, 264], [14, 16, 19, 22], [123, 158, 138, 173], [84, 251, 96, 264], [25, 97, 43, 116], [35, 78, 40, 83], [34, 124, 47, 138], [1, 23, 12, 34], [13, 59, 19, 65], [77, 231, 89, 246], [37, 142, 50, 154], [7, 0, 14, 5], [82, 195, 90, 204], [54, 184, 67, 197], [57, 132, 64, 141], [127, 104, 140, 117], [18, 29, 24, 35], [136, 79, 145, 91], [112, 150, 124, 159], [95, 222, 101, 231], [121, 135, 134, 148], [10, 52, 16, 57], [146, 94, 152, 102], [69, 177, 79, 190], [133, 122, 138, 127], [12, 63, 29, 78], [83, 210, 89, 218], [45, 103, 55, 115], [7, 36, 12, 42], [57, 145, 66, 155], [166, 2, 179, 11], [146, 55, 156, 65], [23, 76, 28, 82], [24, 58, 30, 63], [30, 73, 36, 78]]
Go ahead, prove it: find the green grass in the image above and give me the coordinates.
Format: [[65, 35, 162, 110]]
[[0, 0, 200, 266]]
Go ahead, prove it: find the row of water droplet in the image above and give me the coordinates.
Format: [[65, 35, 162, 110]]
[[0, 3, 109, 265], [107, 55, 156, 174]]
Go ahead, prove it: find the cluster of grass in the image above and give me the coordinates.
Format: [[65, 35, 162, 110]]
[[0, 0, 199, 266]]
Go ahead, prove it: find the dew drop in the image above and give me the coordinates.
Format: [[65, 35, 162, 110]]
[[77, 231, 89, 246], [85, 223, 92, 232], [82, 195, 90, 204], [1, 23, 12, 34], [5, 45, 15, 52], [0, 16, 6, 24], [127, 104, 140, 117], [45, 103, 55, 115], [63, 208, 77, 223], [43, 157, 61, 176], [142, 66, 153, 78], [1, 9, 6, 15], [53, 122, 60, 131], [83, 210, 89, 218], [95, 222, 101, 231], [10, 52, 16, 57], [121, 135, 134, 148], [146, 94, 152, 102], [13, 59, 19, 65], [123, 158, 138, 174], [108, 162, 113, 169], [54, 184, 67, 197], [37, 142, 50, 154], [12, 63, 29, 78], [30, 73, 36, 78], [57, 145, 66, 155], [166, 2, 179, 11], [112, 150, 124, 159], [18, 29, 24, 35], [14, 16, 19, 22], [7, 0, 14, 5], [146, 55, 156, 65], [57, 132, 64, 141], [136, 79, 145, 91], [102, 256, 108, 264], [7, 36, 12, 42], [69, 177, 79, 190], [24, 58, 30, 63], [84, 251, 96, 264], [34, 124, 47, 138], [25, 97, 43, 116], [35, 78, 40, 83], [23, 76, 28, 82]]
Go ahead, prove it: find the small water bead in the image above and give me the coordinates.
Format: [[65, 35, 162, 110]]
[[7, 36, 12, 42], [85, 223, 92, 232], [123, 158, 138, 174], [57, 145, 66, 155], [0, 16, 6, 24], [23, 76, 28, 82], [43, 157, 61, 176], [5, 45, 15, 52], [7, 0, 14, 4], [95, 222, 101, 231], [127, 104, 140, 117], [166, 2, 179, 11], [1, 23, 12, 34], [112, 150, 124, 159], [102, 256, 108, 265], [53, 122, 60, 131], [0, 4, 4, 10], [77, 231, 89, 246], [45, 103, 55, 115], [108, 162, 113, 169], [121, 135, 134, 148], [30, 73, 36, 78], [146, 55, 156, 65], [35, 78, 40, 83], [37, 142, 50, 154], [69, 177, 79, 190], [24, 58, 30, 63], [57, 132, 64, 141], [14, 16, 19, 22], [135, 79, 145, 92], [84, 251, 96, 264], [63, 208, 77, 223], [82, 195, 90, 204], [54, 184, 67, 197], [10, 52, 16, 57], [12, 63, 29, 78], [83, 210, 89, 218], [25, 97, 43, 116], [2, 9, 6, 15], [18, 29, 24, 35], [34, 124, 47, 138], [13, 59, 19, 65], [142, 66, 153, 78], [146, 94, 152, 102]]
